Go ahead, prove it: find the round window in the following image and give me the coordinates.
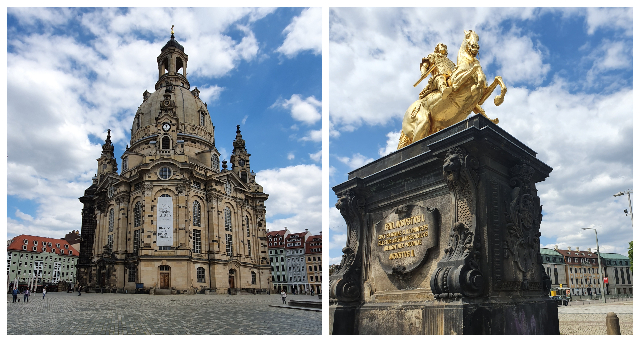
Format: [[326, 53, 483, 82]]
[[159, 167, 172, 180]]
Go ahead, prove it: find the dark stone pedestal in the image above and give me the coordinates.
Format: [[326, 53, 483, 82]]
[[330, 115, 559, 335]]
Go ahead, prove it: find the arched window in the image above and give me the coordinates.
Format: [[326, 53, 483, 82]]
[[224, 207, 232, 231], [200, 112, 205, 126], [134, 202, 143, 227], [197, 267, 205, 283], [122, 156, 128, 171], [162, 136, 170, 149], [193, 201, 201, 227], [108, 208, 114, 232]]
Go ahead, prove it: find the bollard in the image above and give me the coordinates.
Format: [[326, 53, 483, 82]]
[[606, 312, 621, 335]]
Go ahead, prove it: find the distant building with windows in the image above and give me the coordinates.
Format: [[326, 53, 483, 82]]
[[305, 233, 322, 294], [599, 253, 633, 295], [285, 230, 310, 294], [540, 247, 567, 289], [553, 246, 602, 296], [267, 228, 290, 292], [7, 234, 79, 289]]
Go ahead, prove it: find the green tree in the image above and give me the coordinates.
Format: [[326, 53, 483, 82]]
[[628, 241, 633, 271]]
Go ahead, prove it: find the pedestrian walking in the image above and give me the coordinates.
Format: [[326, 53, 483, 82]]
[[12, 288, 18, 303], [42, 288, 46, 299], [78, 286, 82, 296], [281, 290, 287, 304], [24, 289, 30, 303]]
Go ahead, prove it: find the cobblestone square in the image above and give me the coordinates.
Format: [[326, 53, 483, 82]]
[[558, 298, 633, 335], [7, 292, 321, 335]]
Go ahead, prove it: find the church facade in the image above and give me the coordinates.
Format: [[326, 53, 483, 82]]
[[76, 33, 270, 294]]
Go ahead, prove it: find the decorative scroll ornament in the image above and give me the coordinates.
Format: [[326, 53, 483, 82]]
[[504, 163, 547, 291], [330, 189, 365, 303], [431, 147, 483, 298]]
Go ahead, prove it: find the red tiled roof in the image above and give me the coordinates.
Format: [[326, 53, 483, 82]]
[[305, 234, 322, 254], [7, 234, 79, 257], [267, 229, 288, 248]]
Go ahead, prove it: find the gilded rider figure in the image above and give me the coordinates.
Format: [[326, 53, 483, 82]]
[[418, 43, 455, 100]]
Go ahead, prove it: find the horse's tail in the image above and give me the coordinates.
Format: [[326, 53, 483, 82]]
[[397, 130, 412, 150]]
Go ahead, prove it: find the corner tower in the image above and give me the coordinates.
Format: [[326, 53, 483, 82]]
[[78, 30, 270, 295]]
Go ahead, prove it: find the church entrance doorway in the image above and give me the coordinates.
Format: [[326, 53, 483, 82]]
[[229, 269, 236, 289], [159, 265, 170, 289]]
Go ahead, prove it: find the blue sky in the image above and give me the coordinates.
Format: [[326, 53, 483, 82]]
[[329, 8, 633, 265], [6, 7, 322, 240]]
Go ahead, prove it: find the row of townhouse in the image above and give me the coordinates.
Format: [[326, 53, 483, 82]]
[[541, 245, 632, 296], [267, 228, 322, 294], [7, 234, 80, 291]]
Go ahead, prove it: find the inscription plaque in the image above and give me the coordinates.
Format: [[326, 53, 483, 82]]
[[376, 204, 439, 274]]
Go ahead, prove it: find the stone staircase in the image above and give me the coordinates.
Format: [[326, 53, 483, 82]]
[[269, 299, 322, 312]]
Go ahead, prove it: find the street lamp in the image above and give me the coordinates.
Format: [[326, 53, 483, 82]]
[[613, 190, 633, 228], [582, 227, 606, 303]]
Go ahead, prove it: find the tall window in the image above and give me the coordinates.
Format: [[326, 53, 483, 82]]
[[128, 267, 136, 282], [133, 229, 140, 255], [246, 216, 250, 237], [247, 240, 251, 257], [193, 229, 201, 254], [108, 208, 114, 232], [251, 271, 256, 285], [197, 267, 205, 283], [122, 156, 128, 171], [193, 201, 201, 227], [224, 207, 232, 231], [162, 136, 170, 149], [225, 234, 233, 256], [107, 234, 113, 251], [200, 112, 205, 126], [134, 201, 143, 227]]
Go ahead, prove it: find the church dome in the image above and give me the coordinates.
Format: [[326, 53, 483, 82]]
[[129, 34, 214, 149]]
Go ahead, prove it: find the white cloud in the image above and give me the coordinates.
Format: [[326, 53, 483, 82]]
[[276, 7, 322, 57], [329, 256, 343, 266], [585, 8, 632, 36], [300, 129, 322, 142], [309, 150, 322, 162], [275, 94, 322, 125], [197, 85, 224, 106], [379, 131, 401, 157], [256, 164, 321, 234], [336, 153, 374, 170], [287, 152, 295, 160]]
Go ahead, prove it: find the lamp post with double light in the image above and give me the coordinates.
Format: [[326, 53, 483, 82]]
[[582, 227, 606, 303], [613, 190, 633, 228]]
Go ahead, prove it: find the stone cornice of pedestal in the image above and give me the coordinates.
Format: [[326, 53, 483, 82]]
[[346, 114, 551, 183]]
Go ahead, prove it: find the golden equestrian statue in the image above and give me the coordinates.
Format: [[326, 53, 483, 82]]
[[397, 30, 507, 149]]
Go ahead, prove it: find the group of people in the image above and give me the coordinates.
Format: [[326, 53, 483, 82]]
[[11, 288, 46, 303]]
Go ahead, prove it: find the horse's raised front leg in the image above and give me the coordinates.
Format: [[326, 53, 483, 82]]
[[478, 76, 507, 106]]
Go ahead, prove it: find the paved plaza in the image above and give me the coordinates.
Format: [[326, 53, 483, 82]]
[[558, 298, 633, 335], [7, 292, 321, 335]]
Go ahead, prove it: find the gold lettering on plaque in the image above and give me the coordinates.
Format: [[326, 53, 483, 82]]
[[389, 249, 416, 260]]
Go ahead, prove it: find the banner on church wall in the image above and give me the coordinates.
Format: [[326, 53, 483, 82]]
[[157, 196, 173, 247]]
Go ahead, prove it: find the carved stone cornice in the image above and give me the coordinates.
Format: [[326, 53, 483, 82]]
[[431, 147, 483, 299], [330, 182, 366, 303]]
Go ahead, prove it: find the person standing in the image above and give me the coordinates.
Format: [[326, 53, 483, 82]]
[[78, 285, 82, 296], [281, 290, 287, 304], [12, 288, 18, 303], [24, 289, 30, 303], [42, 288, 47, 300]]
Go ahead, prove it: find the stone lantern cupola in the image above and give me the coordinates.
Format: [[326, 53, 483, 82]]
[[155, 30, 189, 91], [97, 129, 117, 178], [230, 125, 252, 183]]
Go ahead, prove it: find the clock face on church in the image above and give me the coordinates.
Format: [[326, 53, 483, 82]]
[[238, 159, 245, 166], [162, 122, 171, 132]]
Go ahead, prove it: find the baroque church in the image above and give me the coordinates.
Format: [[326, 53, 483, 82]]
[[76, 32, 271, 294]]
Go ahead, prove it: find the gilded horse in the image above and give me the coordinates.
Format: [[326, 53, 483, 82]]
[[398, 30, 507, 149]]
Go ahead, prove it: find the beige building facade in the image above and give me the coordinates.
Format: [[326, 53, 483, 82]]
[[77, 34, 270, 294]]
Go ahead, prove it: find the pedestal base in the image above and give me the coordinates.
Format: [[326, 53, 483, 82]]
[[331, 299, 559, 335]]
